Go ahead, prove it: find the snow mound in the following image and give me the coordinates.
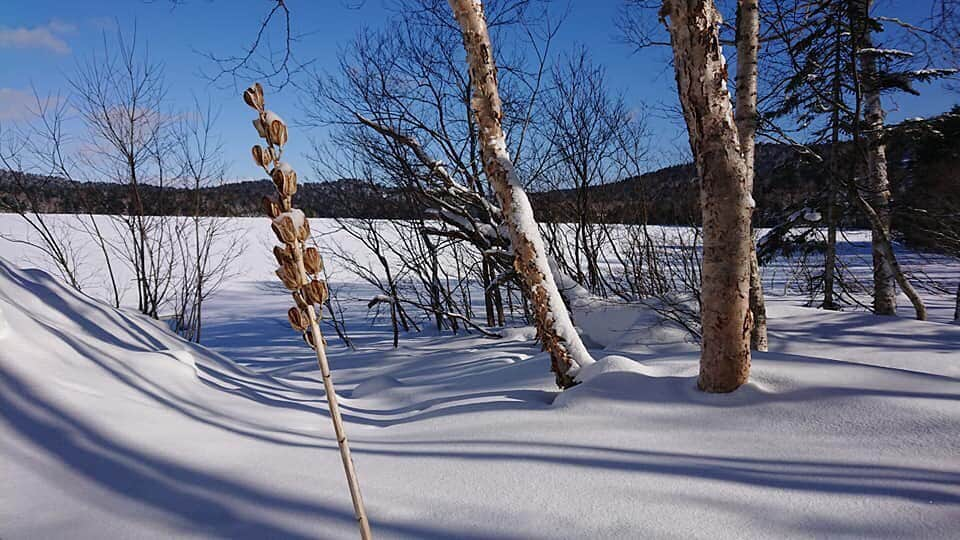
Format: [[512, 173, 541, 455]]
[[556, 350, 960, 422], [350, 374, 404, 398], [555, 266, 696, 353]]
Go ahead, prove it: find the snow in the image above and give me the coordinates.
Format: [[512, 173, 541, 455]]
[[1, 215, 959, 539], [275, 208, 306, 230], [253, 110, 285, 139], [489, 137, 595, 372], [857, 48, 914, 58], [274, 161, 296, 177]]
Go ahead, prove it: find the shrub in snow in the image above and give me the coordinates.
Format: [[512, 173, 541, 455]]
[[244, 83, 372, 539]]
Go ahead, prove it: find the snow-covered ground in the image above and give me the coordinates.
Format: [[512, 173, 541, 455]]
[[1, 214, 959, 539]]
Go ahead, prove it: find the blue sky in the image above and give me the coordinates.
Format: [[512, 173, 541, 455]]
[[2, 0, 956, 182]]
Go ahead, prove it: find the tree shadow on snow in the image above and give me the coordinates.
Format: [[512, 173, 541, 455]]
[[0, 366, 526, 540]]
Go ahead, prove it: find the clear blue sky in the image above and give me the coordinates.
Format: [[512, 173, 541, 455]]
[[2, 0, 956, 182]]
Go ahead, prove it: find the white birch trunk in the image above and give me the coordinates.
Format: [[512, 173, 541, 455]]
[[734, 0, 768, 352], [855, 0, 898, 316], [447, 0, 594, 388], [662, 0, 753, 392]]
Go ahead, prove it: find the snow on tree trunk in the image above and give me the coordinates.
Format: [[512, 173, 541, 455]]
[[662, 0, 753, 393], [447, 0, 594, 388], [734, 0, 767, 352]]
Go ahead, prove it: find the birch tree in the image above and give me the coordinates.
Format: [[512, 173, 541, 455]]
[[850, 0, 897, 315], [734, 0, 768, 351], [447, 0, 595, 388], [661, 0, 753, 392]]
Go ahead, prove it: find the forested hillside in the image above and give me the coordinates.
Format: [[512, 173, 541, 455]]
[[5, 109, 957, 252]]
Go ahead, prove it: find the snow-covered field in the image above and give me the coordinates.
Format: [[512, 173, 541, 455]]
[[1, 214, 959, 539]]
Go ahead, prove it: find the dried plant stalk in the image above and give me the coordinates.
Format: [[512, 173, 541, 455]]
[[245, 83, 372, 539]]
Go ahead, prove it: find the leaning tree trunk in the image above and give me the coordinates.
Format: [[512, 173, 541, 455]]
[[850, 190, 927, 320], [734, 0, 767, 352], [447, 0, 594, 388], [662, 0, 753, 393]]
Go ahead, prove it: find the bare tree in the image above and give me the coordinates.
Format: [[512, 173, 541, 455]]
[[171, 101, 244, 342], [537, 47, 636, 297], [850, 0, 898, 315], [70, 28, 179, 319], [761, 0, 954, 320], [0, 94, 83, 290], [660, 0, 754, 392]]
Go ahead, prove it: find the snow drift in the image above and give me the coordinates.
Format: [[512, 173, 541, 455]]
[[2, 256, 959, 539]]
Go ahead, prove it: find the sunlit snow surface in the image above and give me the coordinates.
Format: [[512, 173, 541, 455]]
[[1, 215, 958, 539]]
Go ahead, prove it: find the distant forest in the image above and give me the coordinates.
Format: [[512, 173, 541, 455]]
[[3, 110, 958, 253]]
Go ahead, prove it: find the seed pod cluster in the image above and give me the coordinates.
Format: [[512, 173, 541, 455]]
[[245, 83, 369, 537], [245, 83, 331, 349]]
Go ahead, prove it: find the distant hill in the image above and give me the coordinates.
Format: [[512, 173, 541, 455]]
[[3, 109, 958, 251], [0, 175, 411, 219], [531, 109, 959, 254]]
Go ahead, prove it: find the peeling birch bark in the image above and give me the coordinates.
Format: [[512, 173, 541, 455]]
[[662, 0, 753, 392], [447, 0, 594, 388]]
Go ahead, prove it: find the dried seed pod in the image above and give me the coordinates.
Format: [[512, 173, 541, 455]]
[[272, 215, 298, 244], [267, 117, 287, 146], [252, 145, 274, 168], [273, 245, 295, 266], [288, 307, 308, 332], [297, 217, 311, 242], [303, 279, 329, 305], [243, 83, 264, 111], [292, 291, 308, 310], [276, 261, 306, 290], [275, 266, 300, 290], [303, 330, 327, 350], [271, 162, 297, 197], [253, 111, 287, 146], [262, 196, 281, 218], [303, 247, 323, 275]]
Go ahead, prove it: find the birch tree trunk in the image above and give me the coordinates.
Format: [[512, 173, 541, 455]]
[[863, 69, 898, 315], [854, 0, 897, 316], [734, 0, 768, 352], [662, 0, 753, 392], [447, 0, 594, 388]]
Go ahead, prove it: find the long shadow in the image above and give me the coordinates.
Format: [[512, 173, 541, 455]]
[[0, 366, 324, 539], [348, 439, 960, 505], [8, 357, 953, 537], [0, 262, 167, 352], [0, 367, 525, 540], [30, 312, 553, 443]]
